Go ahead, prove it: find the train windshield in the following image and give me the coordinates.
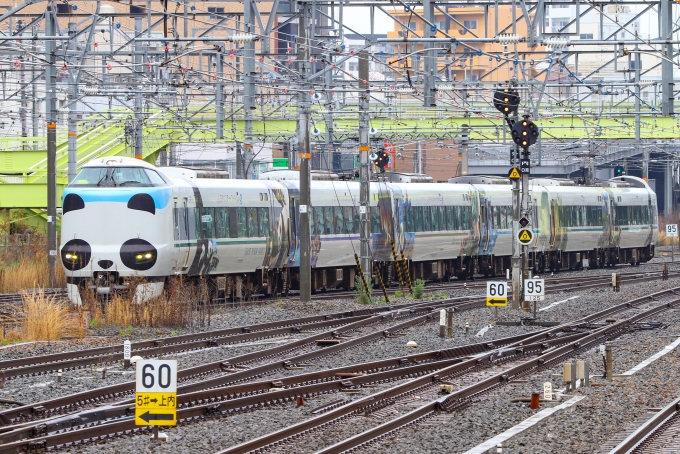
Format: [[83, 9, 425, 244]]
[[70, 167, 168, 187]]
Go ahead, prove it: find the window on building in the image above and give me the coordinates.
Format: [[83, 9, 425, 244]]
[[551, 18, 569, 33], [579, 33, 594, 40], [408, 22, 417, 31], [438, 20, 447, 31], [208, 7, 224, 19], [348, 62, 358, 72], [463, 20, 477, 30]]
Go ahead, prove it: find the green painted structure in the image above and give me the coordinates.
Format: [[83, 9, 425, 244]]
[[1, 108, 676, 215]]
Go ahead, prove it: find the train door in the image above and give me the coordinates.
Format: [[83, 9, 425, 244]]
[[548, 199, 558, 250], [172, 197, 191, 271], [478, 196, 492, 254]]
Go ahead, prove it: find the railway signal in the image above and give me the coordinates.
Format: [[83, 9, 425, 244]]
[[508, 167, 521, 179], [493, 88, 520, 115], [518, 229, 533, 245], [615, 165, 625, 177], [511, 116, 539, 149], [373, 149, 389, 173]]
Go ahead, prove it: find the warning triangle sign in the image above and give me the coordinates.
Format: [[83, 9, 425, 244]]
[[508, 168, 521, 179], [518, 230, 532, 242]]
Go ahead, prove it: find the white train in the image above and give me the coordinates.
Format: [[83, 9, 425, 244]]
[[60, 157, 658, 304]]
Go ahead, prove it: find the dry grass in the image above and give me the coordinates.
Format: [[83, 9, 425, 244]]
[[81, 276, 210, 330], [21, 289, 68, 341], [0, 233, 65, 294]]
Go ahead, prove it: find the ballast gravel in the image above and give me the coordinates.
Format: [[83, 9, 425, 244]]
[[25, 266, 680, 453]]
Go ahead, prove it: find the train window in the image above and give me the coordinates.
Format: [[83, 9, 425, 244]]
[[259, 207, 269, 236], [431, 206, 439, 231], [313, 206, 323, 235], [405, 206, 414, 232], [423, 206, 431, 231], [325, 206, 334, 234], [200, 207, 215, 238], [216, 208, 229, 238], [343, 206, 354, 234], [237, 208, 247, 238], [247, 207, 259, 237], [438, 206, 446, 231], [353, 206, 360, 233], [335, 206, 344, 234], [414, 206, 423, 232], [371, 206, 381, 234], [445, 206, 453, 230], [465, 206, 472, 229]]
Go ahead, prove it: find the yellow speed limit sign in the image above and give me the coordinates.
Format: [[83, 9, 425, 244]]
[[486, 281, 508, 306], [135, 360, 177, 426]]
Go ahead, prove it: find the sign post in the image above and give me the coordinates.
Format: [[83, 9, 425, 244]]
[[524, 278, 545, 318], [135, 359, 177, 441], [667, 224, 678, 263], [123, 340, 131, 369]]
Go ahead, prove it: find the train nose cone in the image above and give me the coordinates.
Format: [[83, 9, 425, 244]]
[[98, 260, 114, 270]]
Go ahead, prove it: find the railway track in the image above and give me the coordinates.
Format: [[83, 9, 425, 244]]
[[0, 277, 675, 452], [216, 288, 680, 454], [606, 396, 680, 453], [0, 269, 672, 383]]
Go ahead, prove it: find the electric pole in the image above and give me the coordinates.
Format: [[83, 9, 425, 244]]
[[45, 5, 57, 287], [358, 50, 372, 285], [298, 3, 312, 303]]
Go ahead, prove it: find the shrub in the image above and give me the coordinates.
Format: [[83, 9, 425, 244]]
[[21, 289, 68, 341], [412, 279, 425, 300], [394, 290, 405, 298], [355, 275, 373, 305]]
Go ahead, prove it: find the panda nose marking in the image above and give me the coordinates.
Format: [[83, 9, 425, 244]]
[[98, 260, 114, 270]]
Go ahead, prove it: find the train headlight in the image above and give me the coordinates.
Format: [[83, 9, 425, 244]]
[[61, 239, 91, 271], [120, 239, 157, 271], [135, 252, 155, 262]]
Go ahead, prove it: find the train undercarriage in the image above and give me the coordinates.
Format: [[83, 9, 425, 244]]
[[200, 244, 656, 300]]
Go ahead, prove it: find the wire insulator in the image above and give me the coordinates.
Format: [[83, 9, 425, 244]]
[[497, 34, 523, 45], [437, 84, 455, 91], [82, 86, 99, 95], [397, 87, 414, 94], [544, 37, 569, 48], [230, 33, 254, 43]]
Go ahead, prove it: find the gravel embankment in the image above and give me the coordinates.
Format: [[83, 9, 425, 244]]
[[42, 269, 680, 454]]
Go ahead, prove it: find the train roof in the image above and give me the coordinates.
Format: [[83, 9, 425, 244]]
[[82, 156, 157, 170]]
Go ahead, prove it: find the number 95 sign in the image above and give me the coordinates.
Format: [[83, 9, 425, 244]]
[[524, 279, 545, 301]]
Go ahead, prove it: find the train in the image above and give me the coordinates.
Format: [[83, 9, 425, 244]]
[[59, 157, 658, 304]]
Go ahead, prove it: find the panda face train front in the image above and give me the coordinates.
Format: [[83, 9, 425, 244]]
[[60, 157, 174, 305]]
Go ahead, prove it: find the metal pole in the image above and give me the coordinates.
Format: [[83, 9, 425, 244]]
[[511, 142, 521, 309], [661, 0, 674, 116], [358, 50, 372, 284], [45, 5, 57, 287], [521, 147, 530, 312], [134, 17, 143, 159], [67, 22, 78, 180], [298, 3, 312, 303], [422, 0, 436, 107], [460, 124, 469, 176], [32, 25, 39, 144], [243, 0, 256, 178], [216, 52, 224, 139]]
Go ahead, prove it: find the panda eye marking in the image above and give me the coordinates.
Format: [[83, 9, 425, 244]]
[[63, 193, 85, 214], [127, 193, 156, 215]]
